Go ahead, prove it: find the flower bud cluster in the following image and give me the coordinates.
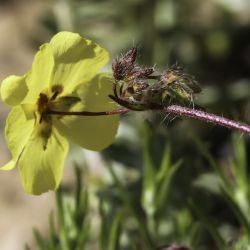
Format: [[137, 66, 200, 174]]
[[161, 64, 201, 103], [110, 48, 201, 111], [112, 48, 154, 81]]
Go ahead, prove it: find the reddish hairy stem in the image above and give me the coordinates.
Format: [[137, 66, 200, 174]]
[[163, 105, 250, 134], [47, 105, 250, 134]]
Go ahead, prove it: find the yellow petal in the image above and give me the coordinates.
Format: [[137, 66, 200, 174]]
[[1, 160, 16, 171], [23, 44, 55, 103], [0, 74, 28, 106], [21, 103, 36, 120], [18, 126, 68, 195], [49, 31, 109, 93], [53, 74, 119, 151], [1, 106, 34, 171]]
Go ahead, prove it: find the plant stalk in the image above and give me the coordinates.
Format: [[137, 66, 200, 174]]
[[46, 105, 250, 134], [164, 105, 250, 134]]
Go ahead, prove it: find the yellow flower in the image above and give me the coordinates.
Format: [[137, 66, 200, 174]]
[[0, 32, 119, 195]]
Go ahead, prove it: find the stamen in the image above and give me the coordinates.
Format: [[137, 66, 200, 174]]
[[37, 93, 49, 120], [51, 84, 63, 100]]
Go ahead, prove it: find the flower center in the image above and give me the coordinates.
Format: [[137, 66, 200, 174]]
[[37, 93, 49, 115], [37, 84, 63, 123], [35, 85, 64, 149]]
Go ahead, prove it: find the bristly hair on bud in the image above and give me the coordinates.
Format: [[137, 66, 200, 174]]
[[123, 47, 137, 65], [132, 67, 155, 79], [112, 47, 155, 82], [159, 63, 202, 106], [161, 63, 201, 94], [112, 47, 137, 80]]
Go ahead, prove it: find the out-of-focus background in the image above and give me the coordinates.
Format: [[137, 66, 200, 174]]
[[0, 0, 249, 249]]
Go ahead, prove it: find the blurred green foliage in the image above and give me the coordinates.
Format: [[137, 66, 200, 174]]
[[24, 0, 249, 249], [25, 133, 249, 250]]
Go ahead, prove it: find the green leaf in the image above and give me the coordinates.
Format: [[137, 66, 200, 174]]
[[156, 160, 182, 210], [221, 186, 250, 236], [232, 134, 247, 187], [193, 173, 221, 195], [56, 188, 70, 250], [156, 144, 171, 182], [194, 138, 231, 191], [107, 164, 154, 249], [188, 199, 226, 249], [107, 212, 122, 250], [141, 124, 156, 216]]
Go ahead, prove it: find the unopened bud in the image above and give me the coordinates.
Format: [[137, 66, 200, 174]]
[[112, 47, 138, 80], [133, 67, 154, 79], [112, 59, 125, 80], [126, 80, 149, 94], [161, 64, 201, 93], [123, 47, 137, 65]]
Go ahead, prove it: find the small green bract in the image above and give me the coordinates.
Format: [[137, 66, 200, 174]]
[[0, 32, 119, 195]]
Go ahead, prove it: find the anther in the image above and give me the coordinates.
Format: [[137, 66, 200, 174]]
[[51, 84, 63, 100]]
